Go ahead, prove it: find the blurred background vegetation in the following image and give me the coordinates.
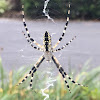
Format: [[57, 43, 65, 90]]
[[0, 0, 100, 19], [0, 57, 100, 100], [0, 0, 100, 100], [0, 0, 9, 15]]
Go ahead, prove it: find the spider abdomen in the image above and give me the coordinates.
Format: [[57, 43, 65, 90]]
[[44, 51, 52, 61]]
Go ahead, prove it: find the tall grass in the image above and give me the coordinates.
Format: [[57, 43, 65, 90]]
[[0, 57, 100, 100]]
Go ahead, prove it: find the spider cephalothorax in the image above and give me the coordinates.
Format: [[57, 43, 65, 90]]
[[17, 2, 87, 93]]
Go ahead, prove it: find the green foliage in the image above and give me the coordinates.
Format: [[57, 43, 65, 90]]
[[21, 0, 67, 18], [71, 0, 100, 19], [21, 0, 100, 19], [0, 0, 8, 15], [21, 0, 44, 18], [0, 57, 100, 100]]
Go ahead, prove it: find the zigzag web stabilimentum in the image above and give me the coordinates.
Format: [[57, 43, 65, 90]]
[[40, 1, 57, 100], [43, 0, 54, 22], [41, 70, 56, 100]]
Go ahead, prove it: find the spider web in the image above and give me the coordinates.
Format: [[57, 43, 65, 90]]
[[41, 1, 56, 99], [0, 0, 99, 71], [18, 1, 62, 99], [17, 2, 100, 99], [0, 1, 100, 100], [43, 0, 54, 22], [41, 69, 57, 100]]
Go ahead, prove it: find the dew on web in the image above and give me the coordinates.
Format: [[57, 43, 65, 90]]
[[17, 48, 25, 57], [58, 51, 62, 58], [19, 49, 24, 52], [51, 32, 56, 37]]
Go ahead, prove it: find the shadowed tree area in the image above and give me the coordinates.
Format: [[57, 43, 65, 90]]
[[9, 0, 21, 11], [0, 0, 100, 19]]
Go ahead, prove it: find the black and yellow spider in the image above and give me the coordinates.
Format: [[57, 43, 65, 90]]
[[17, 2, 87, 93]]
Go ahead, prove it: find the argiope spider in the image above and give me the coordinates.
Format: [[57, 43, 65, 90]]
[[17, 2, 87, 93]]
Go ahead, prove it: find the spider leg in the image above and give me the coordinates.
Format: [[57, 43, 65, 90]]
[[53, 2, 70, 49], [16, 55, 45, 87], [52, 55, 87, 91], [16, 66, 35, 86], [63, 71, 87, 87], [30, 73, 34, 89], [22, 5, 43, 49], [29, 56, 45, 89], [52, 55, 71, 93], [53, 36, 76, 52], [22, 31, 43, 51]]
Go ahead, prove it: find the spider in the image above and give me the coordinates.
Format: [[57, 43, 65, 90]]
[[17, 2, 87, 93]]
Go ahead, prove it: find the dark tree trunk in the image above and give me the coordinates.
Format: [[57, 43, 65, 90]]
[[9, 0, 21, 11]]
